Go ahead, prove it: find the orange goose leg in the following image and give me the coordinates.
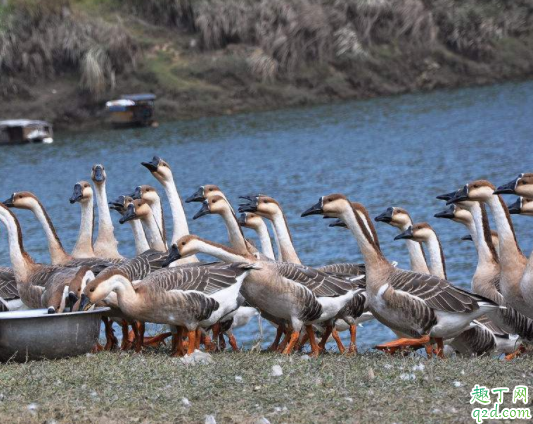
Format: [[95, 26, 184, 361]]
[[318, 325, 333, 352], [306, 325, 320, 357], [348, 325, 358, 355], [282, 330, 301, 355], [195, 329, 201, 350], [277, 328, 293, 353], [434, 337, 445, 359], [186, 329, 197, 355], [103, 317, 118, 351], [143, 332, 172, 348], [268, 325, 285, 352], [171, 327, 186, 357], [505, 344, 527, 361], [228, 332, 239, 352], [120, 320, 133, 350], [375, 335, 431, 355], [331, 328, 346, 354]]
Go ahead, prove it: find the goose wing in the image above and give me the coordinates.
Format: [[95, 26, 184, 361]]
[[390, 270, 492, 313], [276, 262, 354, 297], [140, 263, 248, 295], [317, 263, 365, 276], [0, 267, 18, 300], [474, 315, 507, 337], [65, 258, 116, 275]]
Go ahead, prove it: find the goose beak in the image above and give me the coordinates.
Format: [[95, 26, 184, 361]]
[[186, 187, 205, 203], [2, 194, 15, 207], [329, 219, 347, 228], [109, 195, 126, 212], [132, 186, 142, 200], [237, 213, 247, 226], [238, 197, 258, 213], [68, 291, 79, 306], [494, 178, 519, 195], [434, 205, 455, 219], [119, 204, 137, 224], [79, 294, 92, 312], [92, 165, 105, 183], [461, 234, 473, 241], [141, 156, 160, 172], [193, 201, 211, 220], [507, 198, 522, 214], [162, 244, 181, 267], [436, 191, 456, 201], [70, 184, 83, 204], [375, 208, 393, 223], [394, 226, 414, 240], [446, 185, 468, 205], [47, 307, 56, 314], [301, 199, 323, 217]]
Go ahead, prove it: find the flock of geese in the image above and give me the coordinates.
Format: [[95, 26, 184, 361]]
[[1, 157, 533, 359]]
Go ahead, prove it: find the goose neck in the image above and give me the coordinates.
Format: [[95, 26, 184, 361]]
[[220, 208, 249, 255], [0, 209, 34, 282], [255, 221, 275, 260], [129, 220, 150, 255], [486, 195, 524, 263], [140, 212, 167, 252], [271, 212, 301, 265], [400, 221, 429, 274], [72, 198, 95, 258], [423, 232, 446, 280], [162, 178, 190, 244]]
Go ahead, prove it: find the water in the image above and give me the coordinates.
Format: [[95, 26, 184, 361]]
[[1, 81, 533, 350]]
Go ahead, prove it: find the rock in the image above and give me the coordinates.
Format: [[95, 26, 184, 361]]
[[256, 417, 270, 424], [412, 363, 425, 372], [182, 398, 191, 407], [453, 381, 462, 387], [399, 373, 416, 381], [235, 375, 243, 383], [271, 365, 283, 377], [181, 350, 214, 366], [205, 415, 216, 424]]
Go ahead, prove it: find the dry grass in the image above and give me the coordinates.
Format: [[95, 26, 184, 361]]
[[1, 350, 532, 423]]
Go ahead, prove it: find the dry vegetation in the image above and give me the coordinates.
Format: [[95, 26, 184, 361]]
[[1, 350, 532, 423], [2, 0, 533, 129]]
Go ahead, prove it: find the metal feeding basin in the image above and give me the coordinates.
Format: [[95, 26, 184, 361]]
[[0, 307, 110, 362]]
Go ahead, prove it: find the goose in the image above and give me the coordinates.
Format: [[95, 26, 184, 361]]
[[119, 200, 167, 253], [435, 200, 533, 353], [140, 156, 198, 265], [301, 194, 502, 357], [237, 194, 368, 353], [395, 222, 518, 356], [132, 185, 167, 247], [109, 195, 151, 255], [237, 212, 276, 260], [91, 164, 122, 259], [80, 261, 257, 356], [69, 181, 96, 259], [0, 266, 21, 311], [0, 203, 91, 310], [165, 234, 361, 356], [508, 196, 533, 217], [446, 180, 532, 319], [375, 207, 430, 274]]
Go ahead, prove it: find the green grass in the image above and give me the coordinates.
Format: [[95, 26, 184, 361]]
[[1, 349, 532, 423]]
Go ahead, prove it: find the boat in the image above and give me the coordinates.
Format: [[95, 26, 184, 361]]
[[105, 94, 158, 128], [0, 120, 53, 145]]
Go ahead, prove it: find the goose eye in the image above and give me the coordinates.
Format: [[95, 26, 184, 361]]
[[209, 188, 213, 191], [181, 242, 186, 246], [213, 199, 217, 203], [90, 288, 95, 292]]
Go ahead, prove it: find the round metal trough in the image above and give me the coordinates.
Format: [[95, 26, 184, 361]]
[[0, 307, 110, 362]]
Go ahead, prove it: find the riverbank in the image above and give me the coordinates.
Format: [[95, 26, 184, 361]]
[[2, 0, 533, 132], [1, 350, 532, 423]]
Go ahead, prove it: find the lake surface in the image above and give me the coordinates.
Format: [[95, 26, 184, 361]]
[[1, 81, 533, 350]]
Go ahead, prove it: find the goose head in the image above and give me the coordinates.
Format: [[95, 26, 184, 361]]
[[447, 180, 495, 204], [109, 195, 133, 215], [80, 269, 128, 309], [495, 173, 533, 198], [141, 156, 173, 184], [508, 197, 533, 216], [394, 222, 434, 242], [238, 194, 281, 220], [434, 204, 473, 226], [70, 181, 93, 204], [46, 285, 70, 314], [67, 267, 95, 307], [436, 190, 459, 202], [301, 194, 350, 219], [3, 191, 39, 210], [238, 212, 265, 230], [132, 185, 161, 205], [193, 195, 230, 220], [186, 185, 223, 203], [91, 164, 106, 185], [163, 235, 203, 265], [374, 207, 411, 229], [119, 199, 151, 224]]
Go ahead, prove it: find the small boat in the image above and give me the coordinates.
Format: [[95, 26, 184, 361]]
[[106, 93, 158, 128], [0, 120, 53, 145]]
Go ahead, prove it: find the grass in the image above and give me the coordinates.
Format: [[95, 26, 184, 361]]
[[1, 348, 533, 423]]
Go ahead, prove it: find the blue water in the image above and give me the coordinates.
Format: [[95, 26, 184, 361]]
[[1, 81, 533, 350]]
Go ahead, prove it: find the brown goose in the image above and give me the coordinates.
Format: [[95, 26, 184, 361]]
[[91, 164, 122, 259], [69, 181, 96, 259], [119, 200, 167, 253], [0, 266, 20, 311], [302, 194, 501, 357], [165, 235, 361, 356], [109, 195, 151, 255], [132, 185, 167, 247], [375, 207, 430, 274], [237, 212, 276, 260], [81, 261, 257, 356]]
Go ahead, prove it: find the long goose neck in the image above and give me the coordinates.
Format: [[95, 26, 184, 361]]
[[342, 206, 389, 279], [271, 211, 301, 265], [470, 203, 499, 269], [220, 207, 249, 255], [94, 182, 120, 256], [196, 240, 253, 263], [28, 198, 70, 264], [150, 199, 166, 245], [72, 198, 95, 258], [254, 221, 275, 260], [162, 177, 190, 244], [0, 210, 35, 282], [129, 220, 150, 255], [423, 232, 447, 280], [113, 276, 141, 314], [140, 212, 167, 252], [269, 221, 282, 261], [400, 220, 429, 274], [486, 195, 524, 264]]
